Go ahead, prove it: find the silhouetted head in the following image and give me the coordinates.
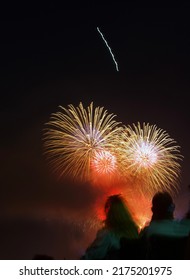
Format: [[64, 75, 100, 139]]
[[104, 194, 139, 238], [151, 191, 175, 220]]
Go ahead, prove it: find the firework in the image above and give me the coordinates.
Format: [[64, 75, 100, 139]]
[[115, 122, 182, 196], [91, 150, 116, 175], [43, 102, 121, 181]]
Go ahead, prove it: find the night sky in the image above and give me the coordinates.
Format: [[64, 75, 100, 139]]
[[1, 3, 190, 259]]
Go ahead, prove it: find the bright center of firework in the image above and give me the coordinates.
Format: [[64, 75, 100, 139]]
[[91, 150, 116, 174], [134, 141, 157, 167]]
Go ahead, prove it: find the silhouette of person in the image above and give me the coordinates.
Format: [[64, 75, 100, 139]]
[[141, 191, 189, 259], [151, 191, 175, 220], [81, 194, 139, 260], [141, 191, 190, 237]]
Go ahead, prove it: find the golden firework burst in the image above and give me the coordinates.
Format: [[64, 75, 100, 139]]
[[43, 102, 121, 181], [115, 122, 183, 196]]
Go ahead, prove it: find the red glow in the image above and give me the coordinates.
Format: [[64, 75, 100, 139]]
[[93, 182, 152, 229]]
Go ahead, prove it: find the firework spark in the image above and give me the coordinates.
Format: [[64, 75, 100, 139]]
[[97, 27, 119, 72], [43, 102, 121, 181], [116, 122, 182, 196], [91, 150, 117, 175], [90, 149, 120, 187]]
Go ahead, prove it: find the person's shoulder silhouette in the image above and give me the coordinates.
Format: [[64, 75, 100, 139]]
[[141, 191, 189, 259]]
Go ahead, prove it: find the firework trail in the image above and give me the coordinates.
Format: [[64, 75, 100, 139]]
[[115, 122, 182, 196], [97, 27, 119, 72], [43, 102, 121, 182]]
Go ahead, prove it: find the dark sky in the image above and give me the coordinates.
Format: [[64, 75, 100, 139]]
[[0, 3, 190, 258]]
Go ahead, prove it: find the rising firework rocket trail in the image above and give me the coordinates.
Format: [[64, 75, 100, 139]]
[[97, 27, 119, 72]]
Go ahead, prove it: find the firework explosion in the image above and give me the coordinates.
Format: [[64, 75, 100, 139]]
[[43, 104, 183, 229], [90, 149, 122, 187], [43, 102, 121, 181], [91, 150, 117, 175], [116, 122, 182, 196]]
